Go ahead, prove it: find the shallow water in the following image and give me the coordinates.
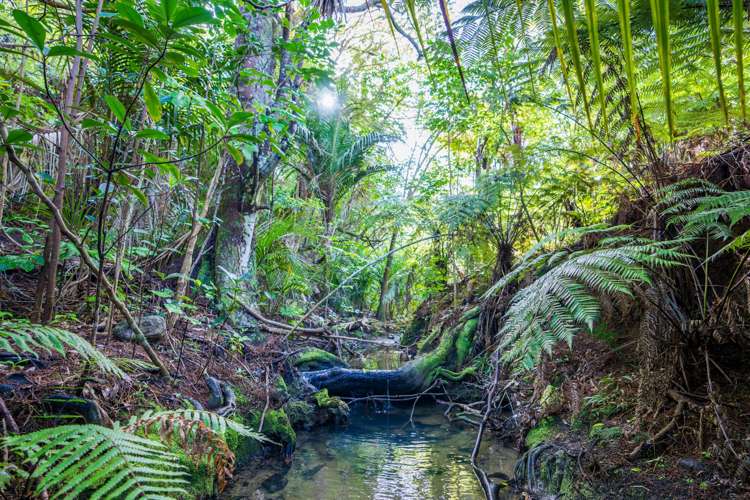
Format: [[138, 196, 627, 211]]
[[227, 404, 518, 500]]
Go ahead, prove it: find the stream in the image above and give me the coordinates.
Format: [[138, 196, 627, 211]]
[[226, 403, 519, 499]]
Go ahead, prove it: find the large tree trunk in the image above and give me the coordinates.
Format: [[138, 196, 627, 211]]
[[214, 7, 301, 329]]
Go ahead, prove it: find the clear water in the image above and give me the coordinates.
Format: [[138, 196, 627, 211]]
[[226, 404, 518, 500]]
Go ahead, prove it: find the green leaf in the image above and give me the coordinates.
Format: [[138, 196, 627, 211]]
[[143, 81, 162, 123], [561, 0, 593, 130], [617, 0, 640, 138], [226, 111, 254, 128], [4, 129, 32, 144], [127, 185, 148, 206], [172, 7, 213, 29], [226, 144, 243, 165], [583, 0, 607, 134], [116, 4, 145, 27], [104, 95, 127, 122], [46, 45, 98, 61], [162, 0, 178, 21], [136, 128, 169, 140], [112, 19, 160, 48], [12, 10, 45, 52]]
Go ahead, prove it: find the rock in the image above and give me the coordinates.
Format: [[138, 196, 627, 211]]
[[678, 457, 708, 472], [112, 315, 166, 343], [540, 384, 563, 414]]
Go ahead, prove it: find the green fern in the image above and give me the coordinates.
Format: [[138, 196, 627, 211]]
[[0, 320, 125, 379], [3, 424, 189, 499], [660, 181, 750, 256], [486, 228, 688, 368]]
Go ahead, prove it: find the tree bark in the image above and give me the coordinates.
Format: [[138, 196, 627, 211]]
[[215, 8, 299, 328]]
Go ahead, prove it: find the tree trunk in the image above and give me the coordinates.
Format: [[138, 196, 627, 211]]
[[34, 0, 85, 323], [169, 157, 223, 331], [214, 8, 300, 329], [376, 228, 399, 320]]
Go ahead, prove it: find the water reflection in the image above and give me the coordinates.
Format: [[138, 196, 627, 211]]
[[227, 405, 518, 500]]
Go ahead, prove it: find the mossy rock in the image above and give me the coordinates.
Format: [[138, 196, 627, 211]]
[[589, 423, 622, 442], [284, 400, 315, 428], [525, 416, 560, 448], [248, 408, 296, 455], [293, 348, 348, 371], [540, 384, 564, 414]]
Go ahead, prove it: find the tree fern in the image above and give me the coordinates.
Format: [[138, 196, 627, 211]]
[[583, 0, 607, 134], [561, 0, 594, 130], [0, 320, 125, 379], [3, 424, 189, 499], [486, 228, 688, 368], [660, 181, 750, 256]]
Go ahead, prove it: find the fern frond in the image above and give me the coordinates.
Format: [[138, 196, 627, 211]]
[[491, 227, 688, 368], [129, 409, 268, 441], [0, 320, 125, 379], [4, 424, 188, 499]]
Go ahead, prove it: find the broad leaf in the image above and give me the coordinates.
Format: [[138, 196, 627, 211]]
[[12, 10, 45, 52], [104, 95, 127, 122], [144, 81, 163, 123], [172, 7, 213, 28]]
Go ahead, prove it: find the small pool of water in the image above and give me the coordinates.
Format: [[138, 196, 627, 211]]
[[226, 404, 518, 500]]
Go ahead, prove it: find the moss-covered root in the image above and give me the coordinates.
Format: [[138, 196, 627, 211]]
[[433, 366, 477, 382], [293, 347, 348, 371], [455, 317, 478, 367]]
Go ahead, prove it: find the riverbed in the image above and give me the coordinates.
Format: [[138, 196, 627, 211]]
[[226, 404, 518, 499]]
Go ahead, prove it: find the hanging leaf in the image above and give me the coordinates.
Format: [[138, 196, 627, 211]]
[[617, 0, 640, 138], [46, 45, 98, 61], [560, 0, 593, 130], [4, 129, 33, 144], [404, 0, 431, 72], [12, 10, 45, 52], [136, 128, 169, 140], [583, 0, 607, 134], [547, 0, 575, 108], [706, 0, 728, 123], [144, 81, 162, 123], [103, 95, 127, 122], [733, 0, 746, 121], [161, 0, 178, 22], [649, 0, 674, 137], [438, 0, 471, 104], [378, 0, 400, 51]]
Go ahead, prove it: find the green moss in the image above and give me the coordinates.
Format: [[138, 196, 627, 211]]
[[433, 366, 476, 381], [589, 423, 622, 442], [416, 327, 441, 353], [455, 318, 477, 367], [525, 416, 559, 448], [284, 400, 315, 428], [248, 409, 296, 449], [293, 348, 347, 371], [313, 388, 349, 411], [540, 384, 563, 413], [460, 306, 480, 321]]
